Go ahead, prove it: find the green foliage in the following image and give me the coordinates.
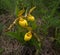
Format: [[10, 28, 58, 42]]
[[2, 0, 60, 51], [6, 20, 41, 49], [6, 26, 26, 44], [0, 0, 17, 14], [0, 48, 4, 54], [29, 36, 41, 49], [56, 33, 60, 43]]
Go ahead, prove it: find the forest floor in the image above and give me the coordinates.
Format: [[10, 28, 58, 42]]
[[0, 14, 60, 55]]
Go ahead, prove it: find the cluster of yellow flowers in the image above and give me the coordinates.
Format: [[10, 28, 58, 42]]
[[18, 15, 35, 41], [18, 7, 36, 41], [19, 15, 35, 27]]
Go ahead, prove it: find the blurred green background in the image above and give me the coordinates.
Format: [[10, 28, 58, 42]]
[[0, 0, 60, 54]]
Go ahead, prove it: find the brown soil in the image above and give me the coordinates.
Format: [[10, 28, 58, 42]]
[[0, 14, 60, 55]]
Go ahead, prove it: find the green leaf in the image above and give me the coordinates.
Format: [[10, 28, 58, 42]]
[[0, 48, 4, 54], [28, 36, 41, 49], [31, 21, 37, 30], [6, 31, 20, 40], [14, 5, 19, 17], [6, 31, 26, 44], [56, 33, 60, 43]]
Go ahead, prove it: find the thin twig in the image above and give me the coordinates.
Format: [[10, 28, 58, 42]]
[[6, 18, 19, 32]]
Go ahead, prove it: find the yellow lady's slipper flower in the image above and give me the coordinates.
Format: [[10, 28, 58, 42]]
[[27, 14, 35, 21], [24, 31, 32, 41], [19, 18, 28, 27]]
